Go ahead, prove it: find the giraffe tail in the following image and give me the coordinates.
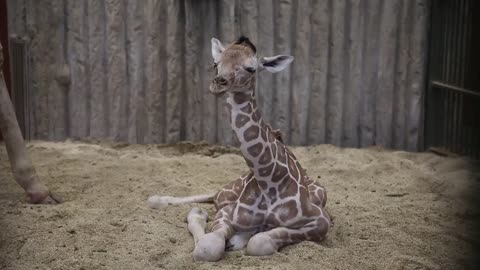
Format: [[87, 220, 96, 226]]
[[147, 193, 215, 209]]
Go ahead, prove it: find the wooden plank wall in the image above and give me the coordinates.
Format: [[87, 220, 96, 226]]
[[6, 0, 428, 150]]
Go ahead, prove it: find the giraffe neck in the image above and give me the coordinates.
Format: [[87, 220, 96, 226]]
[[226, 92, 285, 189]]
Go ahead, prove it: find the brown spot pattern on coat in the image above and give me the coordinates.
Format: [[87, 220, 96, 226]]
[[240, 103, 252, 114], [259, 146, 272, 165], [258, 195, 268, 210], [235, 114, 250, 128], [272, 164, 288, 182], [237, 206, 255, 226], [259, 163, 275, 177], [273, 200, 298, 222], [260, 129, 267, 141], [247, 142, 263, 157], [252, 111, 260, 122], [244, 125, 260, 141], [267, 187, 277, 203], [240, 180, 261, 205], [257, 180, 268, 190], [288, 156, 299, 180], [279, 181, 298, 199], [277, 146, 287, 164]]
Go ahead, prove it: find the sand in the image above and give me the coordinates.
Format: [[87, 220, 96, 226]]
[[0, 140, 479, 270]]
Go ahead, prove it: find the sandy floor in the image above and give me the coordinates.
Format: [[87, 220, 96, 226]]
[[0, 140, 479, 270]]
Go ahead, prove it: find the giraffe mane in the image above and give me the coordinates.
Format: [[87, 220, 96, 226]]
[[235, 36, 256, 53]]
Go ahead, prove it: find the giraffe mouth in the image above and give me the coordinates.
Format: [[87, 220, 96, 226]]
[[209, 86, 227, 96]]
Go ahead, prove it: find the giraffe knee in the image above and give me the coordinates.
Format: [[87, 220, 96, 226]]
[[246, 233, 276, 256]]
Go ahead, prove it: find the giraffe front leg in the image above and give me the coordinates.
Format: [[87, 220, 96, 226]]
[[246, 216, 330, 256], [193, 206, 235, 262], [187, 207, 209, 244]]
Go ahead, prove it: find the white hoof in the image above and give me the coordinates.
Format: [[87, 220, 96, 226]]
[[226, 232, 252, 251], [193, 233, 225, 262], [246, 233, 277, 256], [147, 195, 175, 209]]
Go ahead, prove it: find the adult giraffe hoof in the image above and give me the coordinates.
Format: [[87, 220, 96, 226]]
[[246, 233, 276, 256], [28, 191, 63, 204], [193, 232, 225, 262]]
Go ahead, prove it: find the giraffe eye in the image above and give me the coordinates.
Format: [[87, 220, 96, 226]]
[[244, 67, 256, 73]]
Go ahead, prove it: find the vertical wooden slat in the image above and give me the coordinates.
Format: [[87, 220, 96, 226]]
[[375, 0, 400, 148], [272, 0, 293, 143], [184, 0, 202, 141], [393, 0, 410, 149], [125, 0, 145, 143], [458, 0, 467, 87], [256, 0, 274, 125], [452, 1, 461, 85], [47, 1, 67, 141], [23, 0, 33, 137], [165, 0, 183, 143], [326, 0, 346, 145], [406, 0, 427, 151], [200, 0, 217, 144], [144, 0, 166, 144], [217, 0, 236, 145], [290, 0, 311, 145], [66, 0, 89, 139], [105, 0, 128, 141], [87, 0, 108, 139], [359, 0, 381, 147], [238, 0, 257, 42], [29, 0, 49, 139], [6, 0, 26, 36], [307, 0, 330, 145], [341, 0, 363, 148]]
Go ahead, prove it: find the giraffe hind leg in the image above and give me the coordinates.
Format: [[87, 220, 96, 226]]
[[147, 193, 215, 209], [246, 215, 330, 256]]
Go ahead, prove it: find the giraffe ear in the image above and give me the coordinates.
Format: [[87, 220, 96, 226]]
[[259, 55, 294, 73], [211, 38, 225, 63]]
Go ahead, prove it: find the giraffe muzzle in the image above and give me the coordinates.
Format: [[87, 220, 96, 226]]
[[210, 77, 229, 95], [213, 77, 229, 86]]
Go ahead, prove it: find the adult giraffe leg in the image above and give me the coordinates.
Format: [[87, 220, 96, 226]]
[[0, 42, 62, 204], [246, 214, 330, 256]]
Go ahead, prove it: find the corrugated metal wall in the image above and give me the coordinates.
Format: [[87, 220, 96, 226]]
[[6, 0, 428, 150]]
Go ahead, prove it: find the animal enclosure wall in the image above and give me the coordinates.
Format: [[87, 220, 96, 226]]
[[6, 0, 428, 150]]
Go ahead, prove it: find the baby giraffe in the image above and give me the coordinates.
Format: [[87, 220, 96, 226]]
[[148, 36, 331, 261]]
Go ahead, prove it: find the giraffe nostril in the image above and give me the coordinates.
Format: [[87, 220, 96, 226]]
[[214, 77, 228, 86]]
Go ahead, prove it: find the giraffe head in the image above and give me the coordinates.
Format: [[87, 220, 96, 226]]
[[210, 36, 294, 96]]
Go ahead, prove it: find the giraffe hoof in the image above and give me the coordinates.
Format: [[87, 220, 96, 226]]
[[226, 233, 251, 251], [193, 232, 225, 262], [147, 195, 175, 209], [28, 191, 63, 204], [246, 233, 276, 256]]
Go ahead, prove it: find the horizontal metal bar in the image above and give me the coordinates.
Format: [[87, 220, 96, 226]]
[[431, 81, 480, 97]]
